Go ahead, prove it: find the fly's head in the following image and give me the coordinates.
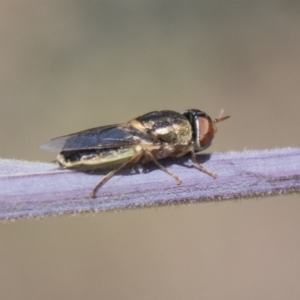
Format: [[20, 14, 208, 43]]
[[183, 109, 230, 152]]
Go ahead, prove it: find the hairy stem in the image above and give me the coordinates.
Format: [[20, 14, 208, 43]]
[[0, 148, 299, 220]]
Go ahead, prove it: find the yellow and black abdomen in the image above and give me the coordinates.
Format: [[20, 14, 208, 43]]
[[57, 146, 142, 170]]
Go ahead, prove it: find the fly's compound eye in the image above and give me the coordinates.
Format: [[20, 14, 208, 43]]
[[197, 116, 215, 151], [183, 108, 230, 152], [182, 109, 215, 151]]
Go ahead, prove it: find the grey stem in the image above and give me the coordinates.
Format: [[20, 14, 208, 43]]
[[0, 147, 299, 220]]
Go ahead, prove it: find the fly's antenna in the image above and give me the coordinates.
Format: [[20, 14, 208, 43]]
[[213, 109, 230, 124]]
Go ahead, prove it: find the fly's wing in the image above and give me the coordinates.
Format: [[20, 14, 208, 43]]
[[40, 124, 147, 151]]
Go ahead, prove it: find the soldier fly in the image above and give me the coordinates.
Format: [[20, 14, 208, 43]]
[[41, 109, 229, 198]]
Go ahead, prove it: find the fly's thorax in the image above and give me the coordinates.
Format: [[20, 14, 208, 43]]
[[129, 110, 193, 145], [57, 146, 143, 169]]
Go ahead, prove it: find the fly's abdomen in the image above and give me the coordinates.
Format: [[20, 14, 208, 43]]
[[57, 146, 142, 169]]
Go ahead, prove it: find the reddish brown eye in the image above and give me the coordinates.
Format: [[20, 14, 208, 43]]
[[182, 108, 229, 152], [198, 116, 215, 149]]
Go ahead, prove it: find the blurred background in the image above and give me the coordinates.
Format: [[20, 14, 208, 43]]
[[1, 1, 300, 299]]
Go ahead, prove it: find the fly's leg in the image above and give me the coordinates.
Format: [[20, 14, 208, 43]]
[[190, 149, 217, 178], [145, 150, 182, 185], [91, 152, 143, 198]]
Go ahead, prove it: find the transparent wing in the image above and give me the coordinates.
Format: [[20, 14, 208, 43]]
[[40, 124, 145, 151]]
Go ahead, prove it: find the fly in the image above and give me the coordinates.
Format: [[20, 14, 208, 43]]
[[41, 109, 230, 198]]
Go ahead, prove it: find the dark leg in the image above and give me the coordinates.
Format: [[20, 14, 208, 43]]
[[91, 152, 142, 198], [190, 149, 217, 178], [145, 150, 182, 185]]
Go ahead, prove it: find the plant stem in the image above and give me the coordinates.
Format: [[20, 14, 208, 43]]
[[0, 148, 299, 220]]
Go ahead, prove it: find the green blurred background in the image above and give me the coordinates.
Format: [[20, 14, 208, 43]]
[[1, 1, 300, 299]]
